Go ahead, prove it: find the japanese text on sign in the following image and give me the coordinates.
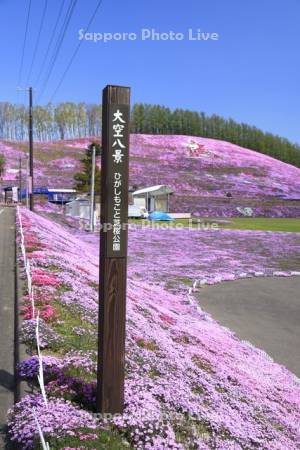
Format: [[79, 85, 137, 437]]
[[112, 109, 126, 164], [111, 108, 127, 253], [113, 172, 122, 251]]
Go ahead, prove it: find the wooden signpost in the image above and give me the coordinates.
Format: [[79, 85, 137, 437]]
[[97, 85, 130, 413]]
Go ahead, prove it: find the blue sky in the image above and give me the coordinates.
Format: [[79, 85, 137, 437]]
[[0, 0, 299, 143]]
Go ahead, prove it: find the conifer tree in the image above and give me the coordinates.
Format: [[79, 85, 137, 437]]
[[74, 143, 101, 193]]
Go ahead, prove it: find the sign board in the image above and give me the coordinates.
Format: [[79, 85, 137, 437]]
[[105, 104, 130, 257]]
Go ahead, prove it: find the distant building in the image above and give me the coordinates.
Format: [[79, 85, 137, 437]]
[[132, 185, 174, 212], [65, 198, 90, 219], [65, 197, 101, 221], [48, 189, 76, 204], [2, 186, 19, 203]]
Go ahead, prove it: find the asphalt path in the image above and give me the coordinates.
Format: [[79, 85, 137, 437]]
[[198, 277, 300, 377], [0, 208, 16, 447]]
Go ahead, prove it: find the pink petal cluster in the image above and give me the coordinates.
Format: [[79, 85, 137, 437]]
[[31, 268, 61, 287]]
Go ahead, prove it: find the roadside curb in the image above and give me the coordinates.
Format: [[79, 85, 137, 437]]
[[15, 256, 33, 402], [187, 270, 300, 319], [11, 210, 33, 449], [15, 210, 33, 402]]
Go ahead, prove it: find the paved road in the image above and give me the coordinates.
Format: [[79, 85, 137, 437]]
[[198, 277, 300, 378], [0, 208, 16, 447]]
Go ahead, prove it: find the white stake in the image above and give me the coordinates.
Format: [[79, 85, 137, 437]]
[[33, 410, 50, 450], [36, 313, 48, 407], [31, 286, 35, 319], [26, 259, 32, 296]]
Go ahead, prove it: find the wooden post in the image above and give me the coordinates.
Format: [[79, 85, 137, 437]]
[[90, 145, 96, 232], [97, 85, 130, 413]]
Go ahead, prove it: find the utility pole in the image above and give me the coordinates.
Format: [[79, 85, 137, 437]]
[[29, 87, 34, 211], [90, 145, 96, 232], [26, 155, 29, 209], [16, 86, 34, 210], [18, 157, 22, 203]]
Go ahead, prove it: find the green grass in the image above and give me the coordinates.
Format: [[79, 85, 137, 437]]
[[220, 217, 300, 232], [129, 217, 300, 232], [129, 218, 206, 229], [51, 301, 97, 353], [34, 428, 132, 449]]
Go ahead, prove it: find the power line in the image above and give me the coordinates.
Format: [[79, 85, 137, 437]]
[[37, 0, 78, 103], [18, 0, 32, 87], [26, 0, 48, 86], [37, 0, 77, 102], [34, 0, 67, 87], [49, 0, 104, 103], [41, 0, 76, 85]]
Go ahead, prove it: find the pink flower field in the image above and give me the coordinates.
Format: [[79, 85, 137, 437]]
[[79, 224, 300, 292], [1, 134, 300, 217], [8, 207, 300, 449]]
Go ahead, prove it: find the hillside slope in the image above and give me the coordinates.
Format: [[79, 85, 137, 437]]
[[1, 135, 300, 216], [8, 208, 300, 449]]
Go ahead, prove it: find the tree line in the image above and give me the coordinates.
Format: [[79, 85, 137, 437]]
[[0, 101, 299, 167], [0, 102, 102, 141]]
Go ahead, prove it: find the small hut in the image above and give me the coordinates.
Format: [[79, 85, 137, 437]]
[[48, 189, 76, 204], [132, 185, 174, 213]]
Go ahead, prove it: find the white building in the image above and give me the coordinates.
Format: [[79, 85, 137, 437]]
[[132, 185, 174, 213]]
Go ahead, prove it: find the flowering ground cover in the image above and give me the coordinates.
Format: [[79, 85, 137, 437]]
[[0, 140, 83, 187], [129, 135, 300, 217], [8, 207, 300, 449], [125, 226, 300, 291], [72, 220, 300, 293], [1, 134, 300, 216]]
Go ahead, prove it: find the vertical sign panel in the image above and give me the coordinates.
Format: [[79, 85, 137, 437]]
[[97, 85, 130, 414], [106, 104, 130, 257]]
